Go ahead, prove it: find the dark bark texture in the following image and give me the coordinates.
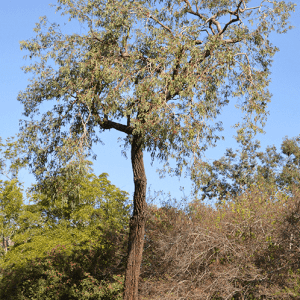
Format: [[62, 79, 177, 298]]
[[123, 135, 147, 300]]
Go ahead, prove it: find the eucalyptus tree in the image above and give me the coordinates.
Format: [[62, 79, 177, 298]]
[[18, 0, 295, 298]]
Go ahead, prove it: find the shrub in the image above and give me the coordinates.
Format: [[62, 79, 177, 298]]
[[140, 182, 300, 299], [0, 228, 127, 300]]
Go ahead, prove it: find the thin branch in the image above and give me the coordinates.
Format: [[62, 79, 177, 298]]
[[234, 52, 254, 84], [182, 0, 208, 23], [209, 21, 217, 35], [219, 17, 240, 37], [222, 38, 243, 45], [149, 15, 173, 35]]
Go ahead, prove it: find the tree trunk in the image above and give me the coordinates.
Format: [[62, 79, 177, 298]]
[[123, 135, 147, 300]]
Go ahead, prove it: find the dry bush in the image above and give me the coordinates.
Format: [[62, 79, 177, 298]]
[[139, 182, 300, 299]]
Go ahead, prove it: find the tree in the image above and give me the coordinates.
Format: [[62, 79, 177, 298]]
[[27, 167, 131, 230], [7, 170, 130, 267], [0, 137, 25, 255], [278, 135, 300, 192], [0, 170, 130, 299], [0, 136, 27, 181], [197, 135, 300, 203], [18, 0, 295, 298], [0, 180, 23, 255]]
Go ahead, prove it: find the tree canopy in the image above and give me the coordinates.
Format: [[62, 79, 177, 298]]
[[2, 170, 131, 268], [0, 167, 130, 299], [197, 135, 300, 202], [19, 0, 295, 184]]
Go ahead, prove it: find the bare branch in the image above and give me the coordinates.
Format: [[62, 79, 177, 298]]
[[218, 17, 240, 37], [149, 15, 173, 35], [183, 1, 207, 22], [98, 115, 133, 134], [91, 104, 133, 134]]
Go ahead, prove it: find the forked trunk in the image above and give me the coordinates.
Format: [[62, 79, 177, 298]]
[[123, 135, 147, 299]]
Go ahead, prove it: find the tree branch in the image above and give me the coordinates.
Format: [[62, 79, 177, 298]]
[[91, 104, 133, 135], [149, 15, 173, 35], [183, 0, 207, 22], [219, 17, 240, 37], [99, 117, 133, 134]]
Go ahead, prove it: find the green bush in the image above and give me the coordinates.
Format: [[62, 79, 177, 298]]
[[0, 228, 127, 300], [0, 170, 130, 299]]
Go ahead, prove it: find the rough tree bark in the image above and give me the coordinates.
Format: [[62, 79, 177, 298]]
[[123, 134, 147, 299]]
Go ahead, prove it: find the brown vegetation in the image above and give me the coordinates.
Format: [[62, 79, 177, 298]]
[[140, 182, 300, 299]]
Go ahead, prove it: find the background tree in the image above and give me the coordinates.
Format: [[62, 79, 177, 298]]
[[18, 0, 295, 298], [6, 169, 130, 267], [0, 137, 26, 255], [0, 168, 130, 299], [198, 134, 300, 203], [0, 180, 23, 255], [278, 135, 300, 192], [0, 137, 27, 180]]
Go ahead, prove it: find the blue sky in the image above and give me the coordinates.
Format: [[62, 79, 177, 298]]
[[0, 1, 299, 206]]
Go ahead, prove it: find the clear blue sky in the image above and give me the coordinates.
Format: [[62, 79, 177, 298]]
[[1, 1, 299, 206]]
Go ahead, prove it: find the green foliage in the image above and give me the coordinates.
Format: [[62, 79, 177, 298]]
[[0, 179, 23, 256], [278, 135, 300, 191], [28, 170, 131, 229], [1, 170, 130, 269], [17, 0, 296, 188], [0, 136, 25, 256], [0, 237, 126, 300], [197, 135, 300, 202], [0, 163, 130, 298], [0, 136, 27, 180]]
